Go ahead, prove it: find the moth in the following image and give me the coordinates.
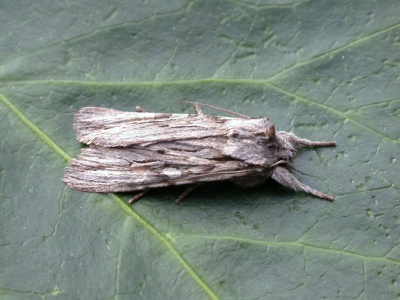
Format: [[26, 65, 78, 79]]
[[63, 102, 336, 204]]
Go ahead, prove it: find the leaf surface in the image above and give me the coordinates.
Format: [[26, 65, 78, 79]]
[[1, 0, 400, 299]]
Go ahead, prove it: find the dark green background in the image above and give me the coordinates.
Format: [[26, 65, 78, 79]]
[[1, 0, 399, 299]]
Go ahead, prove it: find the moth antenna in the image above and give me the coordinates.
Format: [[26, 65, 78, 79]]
[[178, 101, 251, 119]]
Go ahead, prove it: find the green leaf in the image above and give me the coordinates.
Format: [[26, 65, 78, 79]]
[[1, 0, 399, 299]]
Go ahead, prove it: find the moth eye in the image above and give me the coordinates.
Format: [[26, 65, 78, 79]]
[[228, 131, 238, 138], [260, 134, 276, 141], [267, 144, 277, 151], [257, 137, 268, 144]]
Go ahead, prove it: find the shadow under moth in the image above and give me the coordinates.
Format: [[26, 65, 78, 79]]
[[63, 102, 336, 204]]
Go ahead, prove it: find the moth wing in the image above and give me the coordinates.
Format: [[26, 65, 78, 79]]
[[73, 107, 274, 148], [73, 107, 230, 147], [63, 142, 266, 193]]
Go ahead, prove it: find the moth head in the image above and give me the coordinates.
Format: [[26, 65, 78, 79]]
[[276, 132, 297, 163], [262, 125, 297, 164]]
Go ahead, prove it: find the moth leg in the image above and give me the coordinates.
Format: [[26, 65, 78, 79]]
[[178, 101, 204, 115], [175, 183, 203, 204], [280, 131, 336, 147], [135, 106, 146, 112], [193, 103, 204, 115], [178, 101, 204, 114], [271, 166, 334, 201], [128, 189, 150, 204]]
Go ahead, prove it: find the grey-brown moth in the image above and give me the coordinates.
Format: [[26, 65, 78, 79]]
[[63, 102, 336, 204]]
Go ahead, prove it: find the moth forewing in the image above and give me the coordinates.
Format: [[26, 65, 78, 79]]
[[63, 104, 336, 203], [63, 142, 266, 193]]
